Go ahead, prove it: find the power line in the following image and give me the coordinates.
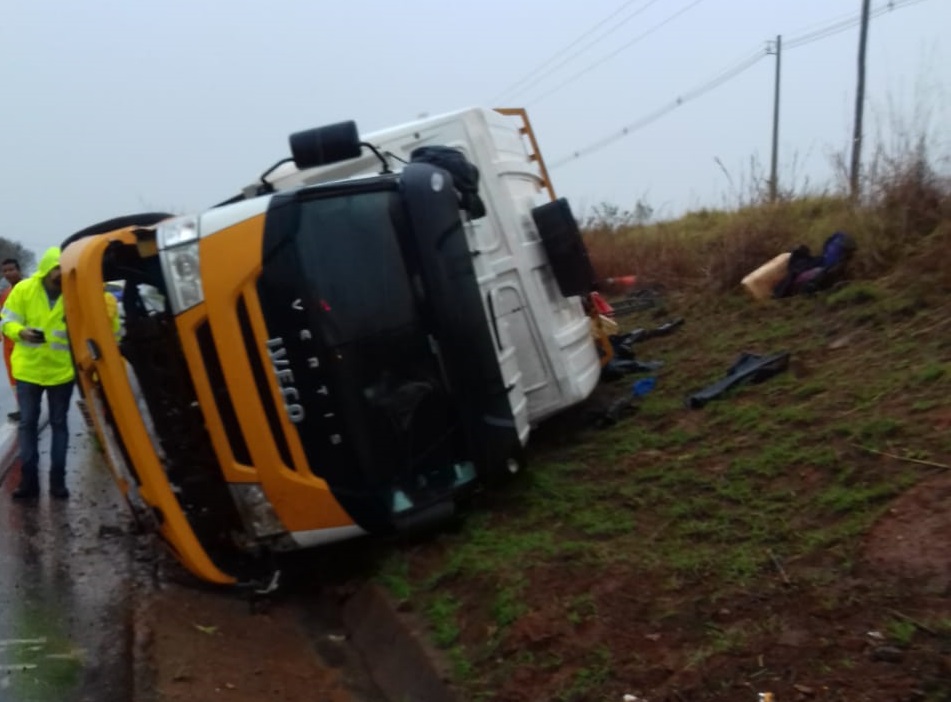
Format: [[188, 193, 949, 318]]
[[525, 0, 709, 107], [784, 7, 858, 39], [785, 0, 925, 50], [495, 0, 920, 108], [786, 16, 867, 49], [549, 0, 930, 170], [493, 0, 665, 105], [493, 0, 663, 104], [550, 47, 768, 168]]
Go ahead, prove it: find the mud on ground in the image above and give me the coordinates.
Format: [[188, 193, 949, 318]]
[[134, 285, 951, 702], [373, 286, 951, 702]]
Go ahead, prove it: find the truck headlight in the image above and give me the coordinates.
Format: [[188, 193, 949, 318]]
[[156, 215, 204, 314], [160, 242, 204, 314], [156, 215, 199, 249]]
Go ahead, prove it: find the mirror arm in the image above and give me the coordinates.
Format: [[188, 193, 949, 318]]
[[360, 142, 391, 174]]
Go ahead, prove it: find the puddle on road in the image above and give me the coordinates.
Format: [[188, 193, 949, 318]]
[[2, 408, 395, 702], [0, 610, 83, 700], [1, 419, 135, 702]]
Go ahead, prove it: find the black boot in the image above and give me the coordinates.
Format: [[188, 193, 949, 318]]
[[50, 474, 70, 500]]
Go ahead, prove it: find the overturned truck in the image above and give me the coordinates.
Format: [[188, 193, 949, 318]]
[[61, 107, 601, 585]]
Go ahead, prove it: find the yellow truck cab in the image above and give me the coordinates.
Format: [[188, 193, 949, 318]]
[[61, 107, 601, 585]]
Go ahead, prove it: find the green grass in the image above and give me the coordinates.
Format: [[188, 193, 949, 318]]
[[7, 606, 84, 702], [686, 624, 750, 669], [887, 618, 918, 647], [372, 260, 951, 700], [816, 481, 906, 515], [556, 647, 613, 702], [448, 645, 474, 680], [911, 399, 942, 413], [492, 581, 528, 628], [914, 362, 948, 385], [853, 417, 906, 442], [566, 593, 598, 625], [826, 282, 883, 307], [377, 556, 413, 601], [427, 594, 461, 648]]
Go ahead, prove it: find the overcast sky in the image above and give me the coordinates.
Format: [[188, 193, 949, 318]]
[[2, 0, 948, 259]]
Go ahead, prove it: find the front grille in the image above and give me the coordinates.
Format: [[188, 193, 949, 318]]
[[195, 321, 252, 466], [120, 305, 247, 572], [236, 295, 296, 470]]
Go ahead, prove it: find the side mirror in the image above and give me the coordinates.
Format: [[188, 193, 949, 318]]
[[289, 121, 362, 169]]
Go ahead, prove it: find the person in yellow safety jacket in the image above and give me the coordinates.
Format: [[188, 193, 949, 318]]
[[103, 286, 121, 340], [0, 247, 75, 501], [0, 257, 25, 421]]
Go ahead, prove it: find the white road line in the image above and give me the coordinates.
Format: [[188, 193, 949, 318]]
[[0, 637, 47, 647]]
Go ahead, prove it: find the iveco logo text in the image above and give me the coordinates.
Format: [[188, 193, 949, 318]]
[[266, 337, 305, 424]]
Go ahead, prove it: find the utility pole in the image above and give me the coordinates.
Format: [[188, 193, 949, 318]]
[[850, 0, 872, 200], [768, 35, 782, 202]]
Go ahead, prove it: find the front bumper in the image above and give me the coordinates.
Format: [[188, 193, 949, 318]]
[[61, 230, 236, 585]]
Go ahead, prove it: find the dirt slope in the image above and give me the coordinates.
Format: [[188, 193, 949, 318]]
[[375, 281, 951, 702]]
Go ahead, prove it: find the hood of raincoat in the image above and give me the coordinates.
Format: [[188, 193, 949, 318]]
[[35, 246, 61, 280]]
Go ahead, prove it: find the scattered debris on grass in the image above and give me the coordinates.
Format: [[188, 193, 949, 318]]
[[685, 351, 790, 409]]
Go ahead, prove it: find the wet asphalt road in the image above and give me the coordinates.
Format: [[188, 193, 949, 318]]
[[0, 382, 136, 702]]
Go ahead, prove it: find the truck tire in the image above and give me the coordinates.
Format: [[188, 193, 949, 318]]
[[531, 198, 596, 298], [61, 212, 174, 251]]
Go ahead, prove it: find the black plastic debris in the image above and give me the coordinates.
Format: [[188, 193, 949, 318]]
[[610, 287, 667, 316], [601, 358, 663, 382], [600, 317, 683, 381], [590, 393, 639, 428], [685, 351, 790, 409], [590, 377, 657, 428], [612, 317, 684, 356]]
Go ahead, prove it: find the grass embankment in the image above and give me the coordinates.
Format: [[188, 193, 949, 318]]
[[373, 163, 951, 701]]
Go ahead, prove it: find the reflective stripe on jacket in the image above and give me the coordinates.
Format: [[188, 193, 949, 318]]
[[0, 247, 74, 386]]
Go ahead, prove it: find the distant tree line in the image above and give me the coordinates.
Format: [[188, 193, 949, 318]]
[[0, 237, 36, 281], [583, 199, 655, 231]]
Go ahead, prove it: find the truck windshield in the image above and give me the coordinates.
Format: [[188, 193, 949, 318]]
[[258, 184, 465, 526], [294, 190, 416, 347]]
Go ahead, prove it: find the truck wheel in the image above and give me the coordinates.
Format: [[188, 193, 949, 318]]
[[61, 212, 174, 251]]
